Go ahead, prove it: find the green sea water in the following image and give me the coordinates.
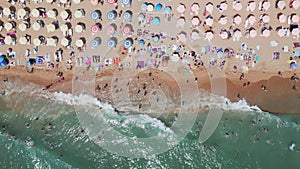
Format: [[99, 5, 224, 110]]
[[0, 88, 300, 169]]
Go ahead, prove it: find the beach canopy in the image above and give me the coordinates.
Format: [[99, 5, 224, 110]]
[[177, 32, 187, 42], [91, 10, 101, 20], [19, 36, 27, 44], [219, 30, 229, 40], [91, 37, 101, 48], [46, 38, 56, 46], [107, 10, 117, 20], [61, 0, 68, 4], [122, 11, 132, 21], [177, 3, 186, 14], [107, 38, 117, 48], [155, 3, 163, 11], [122, 0, 131, 6], [153, 17, 160, 26], [123, 38, 133, 48]]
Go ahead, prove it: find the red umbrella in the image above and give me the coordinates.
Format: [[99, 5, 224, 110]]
[[122, 25, 132, 35], [107, 0, 116, 4], [91, 24, 100, 34]]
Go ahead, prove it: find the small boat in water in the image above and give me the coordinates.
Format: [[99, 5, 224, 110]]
[[289, 142, 296, 151]]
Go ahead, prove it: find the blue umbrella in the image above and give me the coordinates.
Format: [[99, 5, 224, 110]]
[[153, 35, 160, 42], [26, 61, 31, 67], [123, 38, 133, 48], [138, 39, 145, 46], [290, 62, 298, 70], [164, 6, 172, 14], [107, 10, 117, 20], [0, 55, 4, 63], [153, 17, 160, 26], [107, 38, 117, 48], [122, 11, 132, 21], [137, 13, 145, 21], [91, 37, 101, 48], [156, 3, 163, 11], [122, 0, 131, 6], [91, 10, 101, 21], [141, 2, 148, 11]]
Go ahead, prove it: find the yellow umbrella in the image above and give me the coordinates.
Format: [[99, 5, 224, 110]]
[[75, 25, 83, 33], [4, 36, 12, 45], [33, 38, 41, 46], [19, 36, 27, 44], [4, 22, 13, 31], [76, 39, 84, 47], [31, 9, 40, 17], [32, 22, 41, 31], [18, 23, 27, 31]]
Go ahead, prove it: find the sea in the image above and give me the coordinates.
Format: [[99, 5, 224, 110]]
[[0, 81, 300, 169]]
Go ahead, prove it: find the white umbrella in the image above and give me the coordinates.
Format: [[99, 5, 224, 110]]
[[147, 4, 154, 12], [18, 23, 27, 31], [219, 31, 228, 39], [46, 0, 54, 3], [233, 15, 242, 25], [292, 15, 299, 23], [292, 0, 300, 9], [47, 38, 56, 46], [191, 17, 200, 26], [233, 1, 242, 11], [60, 11, 69, 20], [33, 38, 41, 46], [205, 17, 213, 27], [234, 30, 242, 40], [278, 14, 286, 23], [3, 8, 10, 16], [18, 9, 26, 19], [262, 1, 271, 11], [76, 39, 84, 47], [19, 36, 27, 44], [277, 29, 285, 37], [249, 29, 257, 38], [61, 38, 69, 46], [46, 24, 55, 32], [4, 36, 12, 45], [191, 31, 200, 40], [219, 16, 227, 25], [73, 0, 81, 4], [176, 17, 185, 28], [47, 10, 56, 19], [248, 15, 256, 25], [61, 0, 68, 4], [220, 2, 228, 11], [75, 25, 83, 33], [4, 23, 13, 31], [177, 3, 186, 14], [247, 1, 256, 11], [177, 32, 187, 42], [74, 10, 83, 18], [190, 3, 200, 14], [205, 3, 214, 13], [60, 24, 69, 32], [32, 22, 41, 31], [205, 31, 214, 41], [262, 29, 271, 37], [31, 9, 40, 17], [262, 15, 270, 23], [277, 1, 286, 10], [292, 28, 299, 36]]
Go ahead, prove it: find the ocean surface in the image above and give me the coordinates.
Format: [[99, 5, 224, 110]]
[[0, 82, 300, 169]]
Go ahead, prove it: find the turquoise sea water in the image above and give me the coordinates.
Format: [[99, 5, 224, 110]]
[[0, 86, 300, 169]]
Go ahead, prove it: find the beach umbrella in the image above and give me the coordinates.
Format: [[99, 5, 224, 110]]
[[122, 11, 132, 21], [262, 1, 271, 11], [122, 0, 131, 7], [176, 17, 185, 28], [177, 3, 186, 14], [147, 3, 154, 12], [4, 22, 13, 31], [292, 0, 300, 9], [123, 38, 133, 49], [138, 39, 145, 46], [219, 31, 228, 40], [205, 3, 214, 13], [74, 10, 84, 18], [90, 0, 99, 6], [233, 29, 242, 41], [3, 8, 11, 16], [191, 30, 200, 40], [262, 14, 270, 23], [47, 38, 56, 46], [106, 24, 116, 35], [76, 39, 84, 47], [220, 1, 228, 11], [91, 24, 100, 34], [91, 37, 101, 48], [61, 0, 68, 4], [191, 16, 201, 26], [46, 0, 54, 3], [277, 0, 286, 10], [33, 38, 41, 46], [292, 28, 299, 36], [19, 36, 27, 44], [164, 6, 172, 14], [247, 1, 256, 11], [137, 13, 145, 21], [233, 1, 242, 11], [73, 0, 81, 4], [4, 36, 12, 45], [107, 0, 116, 5], [75, 25, 83, 33], [47, 10, 57, 19], [277, 28, 285, 37], [155, 3, 163, 11], [61, 38, 69, 46], [153, 35, 160, 42], [31, 9, 39, 17], [60, 24, 69, 32], [290, 62, 298, 70], [205, 17, 214, 27], [292, 15, 299, 23], [218, 15, 227, 25], [177, 32, 187, 42], [107, 10, 117, 20], [141, 2, 148, 11], [17, 8, 26, 19], [262, 29, 271, 37], [122, 25, 132, 35], [60, 10, 69, 20], [205, 31, 214, 41], [233, 15, 242, 25], [190, 3, 200, 14], [91, 10, 101, 21], [32, 22, 41, 31], [153, 17, 160, 26], [248, 15, 256, 25], [278, 13, 286, 23], [107, 38, 117, 48], [47, 24, 55, 32], [249, 28, 257, 38]]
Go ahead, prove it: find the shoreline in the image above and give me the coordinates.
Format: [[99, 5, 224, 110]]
[[1, 66, 299, 114]]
